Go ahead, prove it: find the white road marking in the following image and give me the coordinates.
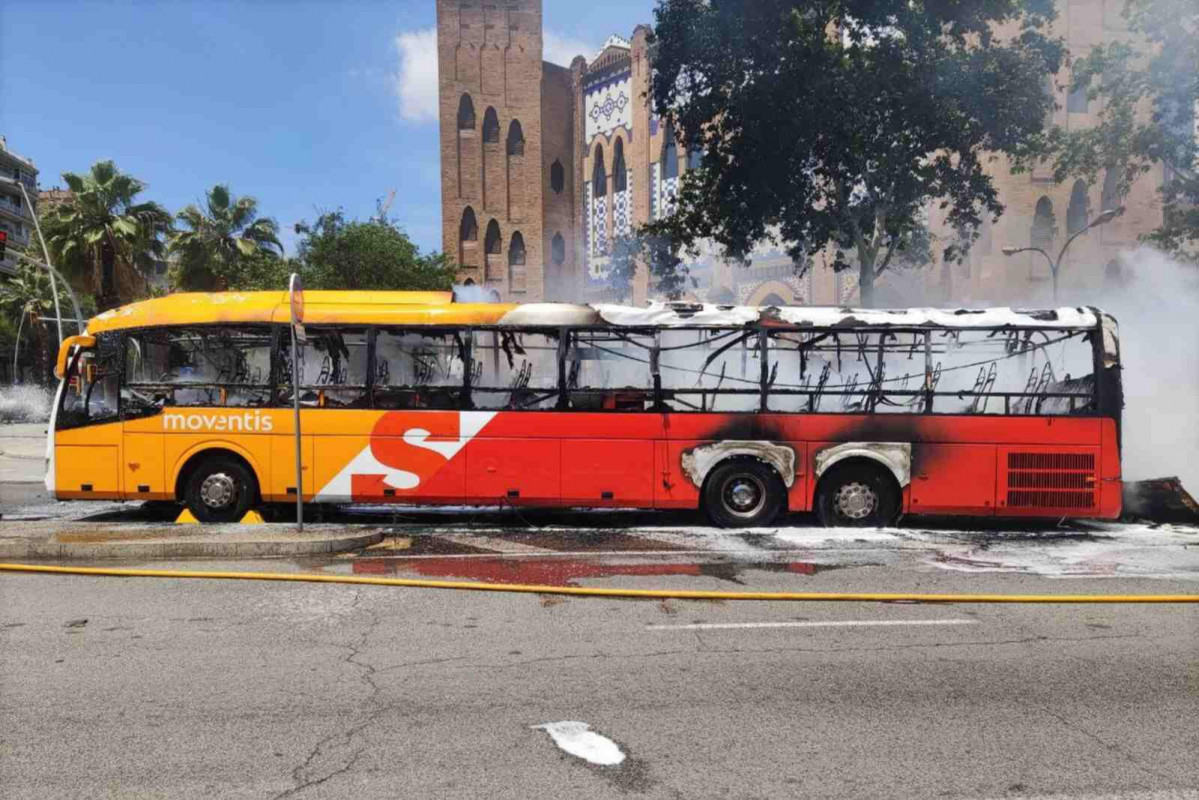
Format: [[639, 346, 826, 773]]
[[532, 721, 626, 766], [647, 619, 978, 631]]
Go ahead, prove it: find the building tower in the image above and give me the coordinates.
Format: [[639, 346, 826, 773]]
[[436, 0, 576, 301]]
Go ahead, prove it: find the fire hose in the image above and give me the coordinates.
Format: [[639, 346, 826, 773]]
[[2, 562, 1198, 603]]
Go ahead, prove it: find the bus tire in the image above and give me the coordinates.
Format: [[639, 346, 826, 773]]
[[702, 460, 786, 528], [183, 456, 258, 523], [815, 462, 900, 528]]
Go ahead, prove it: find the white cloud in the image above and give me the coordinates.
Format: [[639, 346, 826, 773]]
[[543, 31, 596, 67], [390, 27, 599, 123], [394, 28, 439, 123]]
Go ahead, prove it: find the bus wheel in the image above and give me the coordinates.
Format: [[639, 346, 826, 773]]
[[815, 463, 899, 528], [184, 456, 257, 523], [703, 460, 786, 528]]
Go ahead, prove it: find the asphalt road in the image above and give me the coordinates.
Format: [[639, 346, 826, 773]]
[[3, 547, 1198, 800]]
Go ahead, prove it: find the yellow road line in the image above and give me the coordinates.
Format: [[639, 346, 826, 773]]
[[2, 562, 1198, 603]]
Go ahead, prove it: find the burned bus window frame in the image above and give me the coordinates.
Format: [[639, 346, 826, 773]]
[[762, 324, 1101, 416], [565, 327, 657, 412], [372, 326, 468, 410], [657, 327, 764, 413], [121, 325, 275, 416], [57, 331, 123, 430], [468, 326, 562, 411], [274, 325, 372, 409]]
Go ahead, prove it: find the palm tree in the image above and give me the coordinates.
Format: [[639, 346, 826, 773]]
[[168, 185, 283, 291], [0, 261, 74, 385], [40, 161, 172, 312]]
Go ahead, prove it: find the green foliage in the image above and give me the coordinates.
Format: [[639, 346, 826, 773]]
[[0, 260, 78, 385], [1051, 0, 1198, 262], [293, 212, 456, 291], [646, 0, 1066, 305], [168, 184, 284, 291], [40, 160, 172, 310]]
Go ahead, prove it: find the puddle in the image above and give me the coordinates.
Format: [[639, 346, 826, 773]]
[[346, 554, 857, 586]]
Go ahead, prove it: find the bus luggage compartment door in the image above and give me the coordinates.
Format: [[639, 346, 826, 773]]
[[466, 437, 560, 505], [560, 439, 654, 507]]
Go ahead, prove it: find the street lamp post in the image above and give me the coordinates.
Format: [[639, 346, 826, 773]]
[[1001, 207, 1124, 302], [0, 175, 69, 343]]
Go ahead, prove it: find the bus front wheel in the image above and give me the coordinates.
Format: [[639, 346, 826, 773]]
[[703, 460, 787, 528], [183, 456, 257, 523], [814, 462, 900, 528]]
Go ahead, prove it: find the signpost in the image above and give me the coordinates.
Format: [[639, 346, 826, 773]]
[[288, 273, 305, 531]]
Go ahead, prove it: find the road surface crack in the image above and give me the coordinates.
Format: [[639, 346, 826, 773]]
[[1024, 700, 1187, 785], [273, 589, 383, 799]]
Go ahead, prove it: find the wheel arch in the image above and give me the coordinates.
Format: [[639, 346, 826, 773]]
[[813, 442, 911, 492], [171, 443, 264, 502], [682, 440, 798, 496]]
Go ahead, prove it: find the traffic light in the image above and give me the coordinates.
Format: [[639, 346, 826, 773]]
[[0, 230, 7, 261]]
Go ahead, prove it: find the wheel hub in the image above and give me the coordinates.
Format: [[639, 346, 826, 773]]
[[722, 474, 766, 518], [835, 481, 877, 520], [199, 472, 237, 509]]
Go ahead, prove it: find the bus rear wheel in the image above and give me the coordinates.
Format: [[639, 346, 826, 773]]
[[183, 456, 257, 523], [703, 460, 786, 528], [815, 463, 900, 528]]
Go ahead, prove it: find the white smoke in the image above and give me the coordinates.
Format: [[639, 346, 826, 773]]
[[1078, 247, 1199, 490]]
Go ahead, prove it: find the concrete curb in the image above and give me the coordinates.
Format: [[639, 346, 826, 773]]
[[0, 528, 384, 560]]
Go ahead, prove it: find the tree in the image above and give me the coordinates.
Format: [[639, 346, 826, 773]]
[[1051, 0, 1198, 261], [0, 260, 78, 385], [168, 185, 284, 291], [293, 212, 456, 291], [40, 160, 172, 311], [644, 0, 1066, 306]]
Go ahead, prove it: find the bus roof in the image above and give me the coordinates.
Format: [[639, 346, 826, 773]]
[[86, 291, 1106, 334]]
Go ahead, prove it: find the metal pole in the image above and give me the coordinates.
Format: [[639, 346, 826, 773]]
[[13, 252, 84, 337], [14, 180, 64, 343], [13, 310, 25, 382], [290, 321, 303, 532]]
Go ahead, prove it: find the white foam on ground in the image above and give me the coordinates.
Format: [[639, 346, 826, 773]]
[[532, 721, 626, 766]]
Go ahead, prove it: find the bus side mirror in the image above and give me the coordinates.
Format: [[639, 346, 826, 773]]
[[54, 334, 96, 380]]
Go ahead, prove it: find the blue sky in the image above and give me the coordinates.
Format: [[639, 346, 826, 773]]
[[0, 0, 656, 255]]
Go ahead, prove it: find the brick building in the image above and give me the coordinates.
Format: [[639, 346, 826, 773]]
[[437, 0, 1166, 307]]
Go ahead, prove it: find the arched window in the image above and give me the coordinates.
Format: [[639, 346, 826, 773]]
[[687, 147, 703, 171], [1104, 258, 1122, 287], [662, 123, 679, 180], [1102, 167, 1121, 213], [1066, 180, 1089, 236], [460, 207, 478, 242], [482, 107, 500, 142], [613, 139, 627, 192], [708, 286, 735, 305], [506, 120, 525, 156], [1031, 196, 1055, 250], [457, 94, 475, 130], [550, 160, 564, 194], [551, 232, 565, 265], [977, 213, 993, 255], [484, 219, 502, 254], [508, 232, 526, 265], [1067, 71, 1089, 113], [1042, 74, 1056, 124], [759, 293, 787, 308], [592, 145, 606, 196]]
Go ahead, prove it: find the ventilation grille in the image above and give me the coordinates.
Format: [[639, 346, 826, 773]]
[[1006, 451, 1096, 509], [1008, 452, 1094, 471]]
